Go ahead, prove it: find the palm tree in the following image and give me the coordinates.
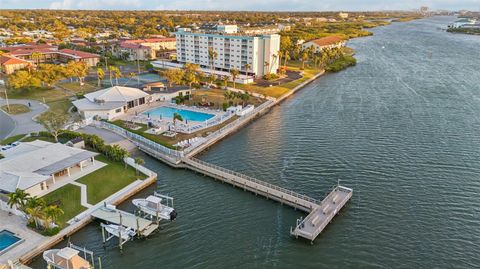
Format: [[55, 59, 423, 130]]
[[301, 51, 309, 70], [43, 205, 64, 228], [31, 52, 42, 66], [244, 63, 251, 79], [25, 197, 46, 229], [271, 54, 278, 74], [230, 68, 240, 89], [221, 75, 229, 89], [283, 50, 290, 67], [7, 188, 30, 211], [114, 67, 122, 85], [173, 112, 183, 132], [208, 47, 218, 78], [108, 65, 115, 86], [264, 61, 270, 76], [134, 157, 145, 176], [97, 68, 105, 87], [241, 92, 250, 106]]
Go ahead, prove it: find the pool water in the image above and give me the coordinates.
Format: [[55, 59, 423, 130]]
[[143, 107, 215, 122], [0, 230, 21, 253]]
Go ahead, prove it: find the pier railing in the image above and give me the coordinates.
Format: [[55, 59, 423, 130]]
[[187, 157, 320, 205], [95, 121, 183, 161]]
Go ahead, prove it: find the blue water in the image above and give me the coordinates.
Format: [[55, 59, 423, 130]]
[[143, 106, 215, 121], [0, 230, 21, 252]]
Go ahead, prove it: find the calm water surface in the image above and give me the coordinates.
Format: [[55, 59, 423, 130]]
[[31, 16, 480, 268]]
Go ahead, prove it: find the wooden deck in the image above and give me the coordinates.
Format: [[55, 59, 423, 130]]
[[290, 185, 352, 242], [182, 157, 319, 212]]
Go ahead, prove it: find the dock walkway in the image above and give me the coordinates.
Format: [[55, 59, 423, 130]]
[[182, 157, 319, 212], [291, 185, 352, 242], [91, 206, 158, 237]]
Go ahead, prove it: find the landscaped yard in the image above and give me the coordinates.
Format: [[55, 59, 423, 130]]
[[226, 61, 323, 98], [184, 88, 264, 108], [1, 104, 30, 115], [77, 155, 146, 204], [1, 134, 26, 144], [6, 87, 73, 115], [58, 81, 98, 95], [42, 184, 87, 227]]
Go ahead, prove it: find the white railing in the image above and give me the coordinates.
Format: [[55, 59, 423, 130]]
[[187, 157, 319, 205], [95, 121, 184, 161]]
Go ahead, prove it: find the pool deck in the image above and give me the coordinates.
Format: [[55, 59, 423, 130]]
[[0, 211, 45, 265]]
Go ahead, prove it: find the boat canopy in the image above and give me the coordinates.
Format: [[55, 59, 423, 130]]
[[57, 247, 80, 260], [146, 195, 162, 204]]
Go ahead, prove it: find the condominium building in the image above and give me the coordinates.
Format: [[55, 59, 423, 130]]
[[175, 26, 280, 77], [111, 38, 176, 61]]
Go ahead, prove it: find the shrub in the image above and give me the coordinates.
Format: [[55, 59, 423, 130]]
[[222, 103, 229, 111], [326, 55, 357, 72], [263, 73, 280, 80]]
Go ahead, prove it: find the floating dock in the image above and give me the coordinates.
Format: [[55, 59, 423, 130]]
[[91, 206, 159, 237], [290, 185, 352, 242]]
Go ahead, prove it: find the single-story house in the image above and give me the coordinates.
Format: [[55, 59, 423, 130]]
[[301, 36, 346, 53], [72, 86, 150, 120], [0, 140, 98, 197]]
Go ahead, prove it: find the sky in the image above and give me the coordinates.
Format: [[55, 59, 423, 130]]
[[0, 0, 479, 11]]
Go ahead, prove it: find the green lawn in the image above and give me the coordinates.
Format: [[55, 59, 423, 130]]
[[1, 134, 26, 145], [58, 81, 98, 94], [77, 155, 146, 204], [5, 87, 72, 115], [1, 104, 30, 115], [42, 184, 87, 227], [21, 136, 56, 143]]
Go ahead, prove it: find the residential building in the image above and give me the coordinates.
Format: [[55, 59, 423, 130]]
[[0, 54, 31, 74], [0, 44, 100, 74], [302, 36, 346, 53], [72, 86, 150, 120], [111, 38, 176, 61], [0, 141, 98, 197], [338, 12, 349, 19], [241, 25, 280, 35], [175, 25, 280, 77]]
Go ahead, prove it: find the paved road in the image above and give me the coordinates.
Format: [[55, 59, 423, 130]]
[[0, 109, 15, 140], [0, 99, 48, 140]]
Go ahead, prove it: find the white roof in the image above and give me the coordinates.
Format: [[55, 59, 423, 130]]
[[146, 195, 162, 204], [0, 141, 98, 193], [57, 247, 79, 260], [72, 98, 125, 111], [84, 86, 149, 103]]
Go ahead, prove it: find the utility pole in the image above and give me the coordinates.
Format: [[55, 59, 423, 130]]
[[3, 87, 10, 113], [136, 52, 140, 87]]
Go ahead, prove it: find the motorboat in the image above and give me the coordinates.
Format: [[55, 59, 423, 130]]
[[132, 193, 177, 221], [43, 246, 92, 269], [101, 223, 136, 241]]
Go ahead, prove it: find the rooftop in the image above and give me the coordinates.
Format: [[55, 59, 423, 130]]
[[308, 36, 344, 46], [0, 141, 98, 193]]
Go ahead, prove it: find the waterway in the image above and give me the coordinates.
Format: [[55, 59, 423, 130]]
[[30, 16, 480, 268]]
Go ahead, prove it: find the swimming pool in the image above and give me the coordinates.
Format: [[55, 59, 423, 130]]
[[143, 106, 215, 122], [0, 230, 22, 254]]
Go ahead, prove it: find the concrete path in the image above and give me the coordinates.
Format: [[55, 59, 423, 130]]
[[71, 182, 93, 208], [78, 125, 125, 144], [0, 98, 48, 140]]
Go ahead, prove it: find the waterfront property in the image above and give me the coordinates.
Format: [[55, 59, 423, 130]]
[[175, 25, 280, 77], [0, 141, 99, 197], [72, 86, 150, 120], [301, 36, 346, 53], [143, 106, 215, 122]]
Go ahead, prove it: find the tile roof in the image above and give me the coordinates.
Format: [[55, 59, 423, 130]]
[[310, 36, 344, 46], [58, 49, 100, 59], [0, 54, 30, 66]]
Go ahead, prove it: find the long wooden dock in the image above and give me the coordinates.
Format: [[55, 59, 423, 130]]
[[182, 157, 319, 212], [290, 185, 352, 242]]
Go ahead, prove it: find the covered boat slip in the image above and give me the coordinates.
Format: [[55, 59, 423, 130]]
[[291, 185, 352, 242], [91, 206, 158, 237]]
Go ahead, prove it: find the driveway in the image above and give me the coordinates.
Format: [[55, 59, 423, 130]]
[[0, 99, 48, 140]]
